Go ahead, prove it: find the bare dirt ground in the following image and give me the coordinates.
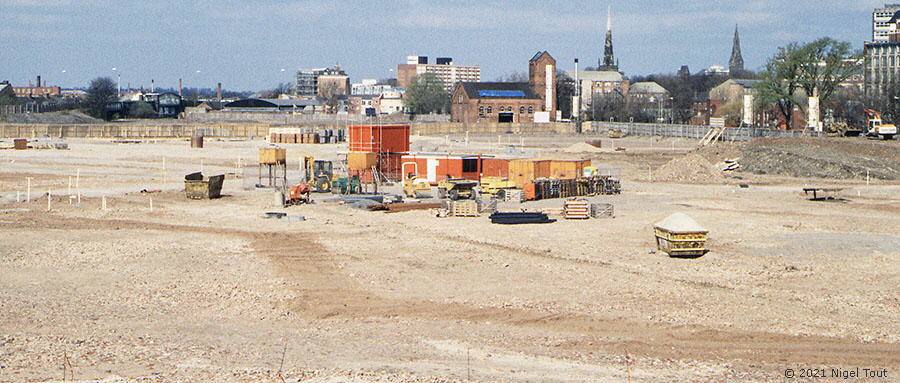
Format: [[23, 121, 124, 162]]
[[0, 135, 898, 382]]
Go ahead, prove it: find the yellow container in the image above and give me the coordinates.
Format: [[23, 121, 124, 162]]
[[653, 213, 709, 257], [259, 148, 286, 164], [348, 152, 377, 170]]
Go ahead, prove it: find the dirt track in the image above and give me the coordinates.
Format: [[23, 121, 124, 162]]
[[1, 136, 898, 382]]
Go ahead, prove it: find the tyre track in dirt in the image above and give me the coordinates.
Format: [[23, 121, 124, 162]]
[[8, 212, 898, 369]]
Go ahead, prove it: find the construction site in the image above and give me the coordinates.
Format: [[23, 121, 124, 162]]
[[1, 123, 898, 382]]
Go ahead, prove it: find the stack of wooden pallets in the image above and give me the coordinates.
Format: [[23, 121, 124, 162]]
[[450, 200, 480, 217], [563, 199, 591, 220]]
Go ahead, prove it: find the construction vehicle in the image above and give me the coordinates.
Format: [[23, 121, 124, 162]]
[[825, 121, 863, 137], [864, 109, 897, 140], [478, 177, 517, 199], [403, 174, 432, 198], [437, 178, 478, 200], [286, 182, 312, 205], [333, 176, 362, 195], [303, 156, 334, 192]]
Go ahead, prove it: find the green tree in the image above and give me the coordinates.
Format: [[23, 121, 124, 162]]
[[798, 38, 860, 103], [85, 77, 118, 120], [403, 73, 449, 114], [129, 101, 157, 118], [755, 43, 806, 128]]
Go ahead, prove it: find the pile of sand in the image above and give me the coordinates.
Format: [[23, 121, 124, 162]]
[[655, 213, 707, 232], [564, 142, 603, 153], [654, 153, 726, 184]]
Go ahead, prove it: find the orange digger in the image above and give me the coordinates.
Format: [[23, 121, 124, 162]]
[[286, 182, 312, 205]]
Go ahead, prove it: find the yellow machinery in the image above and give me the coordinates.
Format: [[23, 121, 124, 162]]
[[864, 108, 897, 140], [303, 156, 334, 193], [437, 178, 478, 200], [478, 177, 518, 199], [403, 175, 432, 198], [400, 161, 431, 198]]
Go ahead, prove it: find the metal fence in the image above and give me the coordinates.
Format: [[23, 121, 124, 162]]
[[589, 121, 826, 141]]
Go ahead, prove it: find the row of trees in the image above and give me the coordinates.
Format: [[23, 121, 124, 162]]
[[754, 38, 860, 128]]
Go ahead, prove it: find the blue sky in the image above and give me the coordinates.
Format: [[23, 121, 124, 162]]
[[0, 0, 884, 91]]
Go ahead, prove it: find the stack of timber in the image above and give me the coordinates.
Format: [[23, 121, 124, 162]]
[[489, 212, 556, 225], [370, 202, 442, 213], [563, 199, 591, 220]]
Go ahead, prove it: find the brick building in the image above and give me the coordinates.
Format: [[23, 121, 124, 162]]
[[450, 82, 543, 123], [451, 52, 556, 124]]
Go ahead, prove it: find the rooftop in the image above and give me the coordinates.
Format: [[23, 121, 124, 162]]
[[459, 82, 539, 99]]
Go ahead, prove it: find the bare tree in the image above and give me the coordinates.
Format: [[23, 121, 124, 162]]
[[495, 71, 528, 82]]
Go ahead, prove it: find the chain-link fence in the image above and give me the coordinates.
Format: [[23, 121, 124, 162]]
[[589, 121, 825, 141]]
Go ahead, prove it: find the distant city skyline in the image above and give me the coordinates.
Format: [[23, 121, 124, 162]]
[[0, 0, 883, 91]]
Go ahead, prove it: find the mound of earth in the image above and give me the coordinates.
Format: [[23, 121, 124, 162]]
[[563, 142, 603, 153], [0, 110, 103, 124], [654, 153, 725, 184], [738, 138, 900, 180]]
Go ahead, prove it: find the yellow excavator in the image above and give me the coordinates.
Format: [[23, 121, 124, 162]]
[[864, 109, 897, 140]]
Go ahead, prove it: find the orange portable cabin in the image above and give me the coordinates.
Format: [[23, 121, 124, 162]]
[[349, 124, 410, 153], [508, 159, 551, 186], [549, 160, 592, 179], [400, 154, 510, 184]]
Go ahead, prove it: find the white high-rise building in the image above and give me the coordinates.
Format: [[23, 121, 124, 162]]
[[873, 4, 900, 42], [397, 56, 480, 92]]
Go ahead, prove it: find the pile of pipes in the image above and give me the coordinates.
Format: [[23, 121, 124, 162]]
[[489, 212, 555, 225]]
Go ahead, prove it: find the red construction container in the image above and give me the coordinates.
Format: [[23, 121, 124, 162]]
[[400, 154, 511, 184], [349, 125, 410, 153]]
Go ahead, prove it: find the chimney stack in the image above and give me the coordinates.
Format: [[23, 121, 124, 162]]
[[217, 83, 222, 102], [178, 78, 183, 97]]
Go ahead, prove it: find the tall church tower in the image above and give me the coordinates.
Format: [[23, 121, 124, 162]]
[[599, 6, 618, 71], [729, 25, 745, 75]]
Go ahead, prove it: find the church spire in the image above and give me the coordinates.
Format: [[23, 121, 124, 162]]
[[729, 24, 745, 76], [600, 5, 618, 71]]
